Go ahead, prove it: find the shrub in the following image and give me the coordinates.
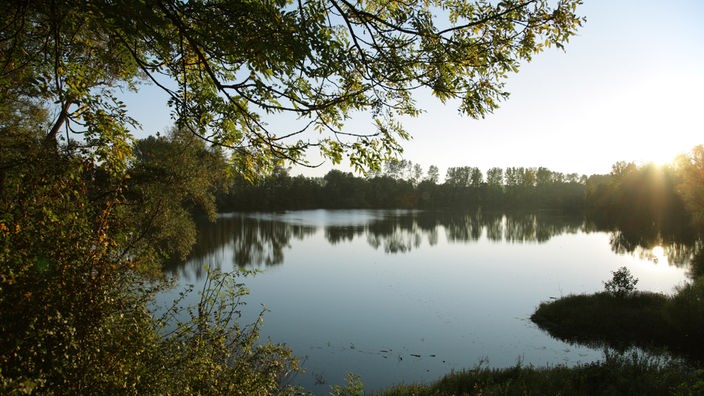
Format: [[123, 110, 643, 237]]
[[0, 150, 300, 394], [604, 266, 638, 297]]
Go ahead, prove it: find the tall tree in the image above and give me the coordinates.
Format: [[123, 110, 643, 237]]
[[412, 163, 424, 186], [505, 167, 520, 187], [469, 167, 483, 187], [445, 166, 470, 186], [536, 166, 553, 186], [426, 165, 440, 184], [128, 128, 228, 263], [383, 158, 408, 180], [520, 167, 537, 187], [486, 167, 504, 187]]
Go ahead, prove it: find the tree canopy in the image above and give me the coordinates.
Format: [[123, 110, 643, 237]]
[[3, 0, 583, 177]]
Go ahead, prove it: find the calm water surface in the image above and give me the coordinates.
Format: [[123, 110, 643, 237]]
[[163, 209, 690, 393]]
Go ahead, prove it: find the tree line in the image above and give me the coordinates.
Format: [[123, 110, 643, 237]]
[[101, 131, 704, 250], [586, 156, 703, 241], [213, 152, 704, 242], [216, 161, 588, 212]]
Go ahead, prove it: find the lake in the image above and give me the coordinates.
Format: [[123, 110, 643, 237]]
[[162, 209, 690, 394]]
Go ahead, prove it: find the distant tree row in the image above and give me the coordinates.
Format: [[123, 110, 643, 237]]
[[444, 166, 586, 187], [217, 169, 419, 210], [216, 162, 588, 212], [585, 156, 702, 241], [216, 147, 704, 239]]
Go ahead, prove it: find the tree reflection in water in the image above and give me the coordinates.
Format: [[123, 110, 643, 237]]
[[601, 220, 701, 269], [164, 213, 316, 279], [166, 209, 703, 281]]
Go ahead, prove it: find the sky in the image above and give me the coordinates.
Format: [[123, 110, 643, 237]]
[[125, 0, 704, 179]]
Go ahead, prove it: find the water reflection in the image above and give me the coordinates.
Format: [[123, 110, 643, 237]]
[[159, 209, 699, 392], [605, 226, 701, 268], [167, 210, 587, 277], [166, 209, 703, 281], [324, 209, 586, 253], [165, 214, 316, 279]]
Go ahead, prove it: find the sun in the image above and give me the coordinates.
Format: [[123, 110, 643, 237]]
[[655, 144, 686, 167], [651, 245, 666, 260], [635, 143, 683, 168]]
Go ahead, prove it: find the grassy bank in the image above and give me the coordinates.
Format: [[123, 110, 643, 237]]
[[370, 274, 704, 395], [530, 280, 704, 361], [373, 353, 703, 396]]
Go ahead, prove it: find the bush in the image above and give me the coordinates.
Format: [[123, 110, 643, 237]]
[[0, 149, 300, 394], [604, 266, 638, 297]]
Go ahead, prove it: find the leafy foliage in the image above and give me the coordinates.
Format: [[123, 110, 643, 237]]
[[126, 128, 228, 263], [330, 372, 364, 396], [4, 0, 583, 176], [155, 269, 301, 395], [0, 125, 298, 394], [0, 171, 266, 393], [603, 266, 638, 298]]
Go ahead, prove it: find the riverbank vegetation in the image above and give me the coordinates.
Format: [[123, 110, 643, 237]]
[[532, 263, 704, 361], [531, 288, 704, 361], [524, 265, 704, 395], [374, 352, 704, 396], [377, 267, 704, 395], [0, 131, 301, 394]]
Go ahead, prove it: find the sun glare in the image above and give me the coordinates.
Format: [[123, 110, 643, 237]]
[[634, 144, 680, 169], [649, 245, 668, 266], [650, 152, 675, 167]]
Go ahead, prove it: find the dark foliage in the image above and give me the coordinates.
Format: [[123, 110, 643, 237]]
[[531, 284, 704, 363], [218, 167, 586, 212], [376, 352, 704, 396]]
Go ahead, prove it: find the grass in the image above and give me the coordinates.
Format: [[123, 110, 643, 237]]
[[368, 272, 704, 396], [372, 279, 704, 395], [374, 352, 704, 396], [530, 280, 704, 361], [531, 291, 671, 351]]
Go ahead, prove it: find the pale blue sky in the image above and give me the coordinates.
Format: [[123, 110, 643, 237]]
[[125, 0, 704, 178]]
